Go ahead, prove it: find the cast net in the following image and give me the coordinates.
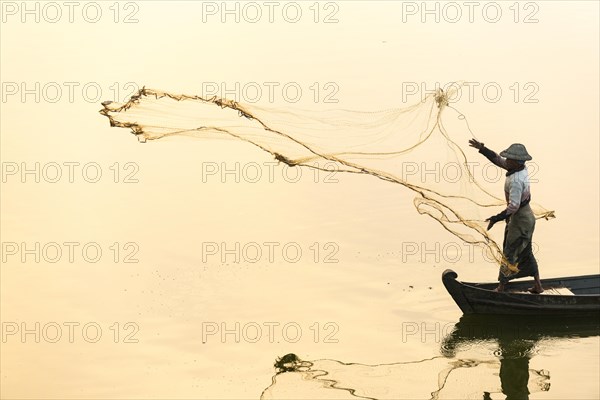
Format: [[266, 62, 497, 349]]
[[99, 84, 554, 268]]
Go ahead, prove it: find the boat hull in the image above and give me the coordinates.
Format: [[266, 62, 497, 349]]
[[442, 269, 600, 316]]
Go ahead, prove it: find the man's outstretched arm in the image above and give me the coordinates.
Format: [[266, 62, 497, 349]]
[[468, 139, 508, 169]]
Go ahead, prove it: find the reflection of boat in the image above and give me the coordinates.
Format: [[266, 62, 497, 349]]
[[442, 269, 600, 315], [441, 314, 600, 357], [441, 314, 600, 400]]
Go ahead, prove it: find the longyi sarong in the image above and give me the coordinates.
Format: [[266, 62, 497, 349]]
[[498, 203, 539, 283]]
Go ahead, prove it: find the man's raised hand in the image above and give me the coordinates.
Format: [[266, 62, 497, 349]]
[[468, 139, 484, 150]]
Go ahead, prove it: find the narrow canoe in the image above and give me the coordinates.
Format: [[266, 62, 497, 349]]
[[442, 269, 600, 315]]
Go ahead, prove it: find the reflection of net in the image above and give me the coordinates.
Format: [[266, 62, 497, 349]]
[[260, 354, 550, 400], [99, 85, 554, 266]]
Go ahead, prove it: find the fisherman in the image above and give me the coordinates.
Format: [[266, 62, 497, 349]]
[[468, 139, 543, 293]]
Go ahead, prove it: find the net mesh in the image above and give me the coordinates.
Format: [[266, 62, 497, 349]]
[[99, 84, 555, 267]]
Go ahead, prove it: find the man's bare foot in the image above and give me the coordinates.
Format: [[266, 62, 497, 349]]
[[493, 285, 505, 292], [527, 286, 544, 294]]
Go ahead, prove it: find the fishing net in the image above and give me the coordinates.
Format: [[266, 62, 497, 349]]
[[99, 84, 554, 268]]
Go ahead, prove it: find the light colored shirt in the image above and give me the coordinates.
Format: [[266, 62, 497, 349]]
[[504, 168, 531, 215], [488, 154, 531, 215]]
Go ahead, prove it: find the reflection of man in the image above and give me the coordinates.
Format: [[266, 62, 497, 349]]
[[498, 339, 533, 400], [441, 316, 552, 400], [469, 139, 543, 293]]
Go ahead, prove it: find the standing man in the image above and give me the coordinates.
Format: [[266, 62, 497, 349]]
[[469, 139, 543, 293]]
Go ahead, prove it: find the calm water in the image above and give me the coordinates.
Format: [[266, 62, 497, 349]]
[[1, 1, 598, 399]]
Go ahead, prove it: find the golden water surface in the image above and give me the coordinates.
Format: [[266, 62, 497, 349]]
[[1, 1, 599, 399]]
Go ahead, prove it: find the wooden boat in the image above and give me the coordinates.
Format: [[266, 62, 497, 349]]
[[442, 269, 600, 315]]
